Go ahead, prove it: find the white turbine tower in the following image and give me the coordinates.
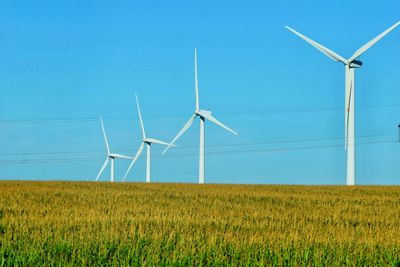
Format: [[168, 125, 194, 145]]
[[162, 48, 238, 184], [123, 94, 173, 183], [285, 21, 400, 186], [96, 117, 133, 182]]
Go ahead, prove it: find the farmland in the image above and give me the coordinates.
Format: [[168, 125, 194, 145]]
[[0, 182, 399, 265]]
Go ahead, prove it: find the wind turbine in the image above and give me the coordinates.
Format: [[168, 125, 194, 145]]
[[285, 21, 400, 186], [162, 48, 238, 184], [96, 117, 133, 182], [123, 94, 173, 183]]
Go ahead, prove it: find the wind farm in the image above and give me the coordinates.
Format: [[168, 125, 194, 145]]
[[1, 1, 400, 266]]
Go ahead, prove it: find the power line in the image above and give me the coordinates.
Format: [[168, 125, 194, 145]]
[[0, 132, 395, 158], [0, 139, 396, 165], [1, 103, 400, 124]]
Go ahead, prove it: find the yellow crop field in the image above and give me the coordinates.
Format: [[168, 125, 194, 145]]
[[0, 181, 399, 265]]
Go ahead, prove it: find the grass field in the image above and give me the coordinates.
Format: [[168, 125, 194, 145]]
[[0, 181, 399, 266]]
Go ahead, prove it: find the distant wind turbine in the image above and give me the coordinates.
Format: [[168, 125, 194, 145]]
[[162, 48, 238, 184], [123, 94, 173, 183], [285, 21, 400, 185], [96, 117, 133, 182]]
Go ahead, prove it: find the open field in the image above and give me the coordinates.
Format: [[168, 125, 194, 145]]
[[0, 182, 399, 265]]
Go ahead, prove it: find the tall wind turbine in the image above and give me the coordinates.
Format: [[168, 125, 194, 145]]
[[96, 117, 133, 182], [285, 21, 400, 185], [123, 94, 173, 183], [162, 48, 238, 184]]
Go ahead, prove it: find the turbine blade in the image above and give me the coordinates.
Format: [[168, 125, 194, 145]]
[[112, 153, 133, 160], [162, 114, 197, 155], [195, 48, 200, 111], [285, 26, 346, 63], [345, 75, 353, 150], [345, 68, 349, 149], [100, 117, 111, 154], [348, 21, 400, 63], [96, 158, 109, 181], [135, 94, 146, 138], [198, 111, 238, 135], [146, 138, 176, 147], [123, 143, 144, 181]]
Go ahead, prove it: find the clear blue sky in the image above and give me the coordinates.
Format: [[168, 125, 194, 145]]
[[0, 1, 399, 184]]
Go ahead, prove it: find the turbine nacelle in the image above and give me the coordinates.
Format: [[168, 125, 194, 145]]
[[196, 110, 212, 117], [143, 137, 175, 146], [143, 138, 152, 144], [109, 153, 133, 159], [349, 60, 363, 68]]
